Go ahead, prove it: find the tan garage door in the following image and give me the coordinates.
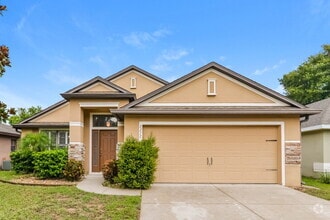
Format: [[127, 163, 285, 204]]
[[143, 125, 280, 183]]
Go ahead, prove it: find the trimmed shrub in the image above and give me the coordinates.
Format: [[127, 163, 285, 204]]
[[102, 160, 118, 184], [33, 149, 68, 179], [10, 149, 34, 174], [20, 133, 50, 152], [116, 136, 158, 189], [63, 159, 85, 181], [320, 172, 330, 184]]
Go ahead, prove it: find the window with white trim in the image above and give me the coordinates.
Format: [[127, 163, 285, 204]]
[[130, 77, 137, 89], [41, 130, 69, 148], [207, 79, 216, 96]]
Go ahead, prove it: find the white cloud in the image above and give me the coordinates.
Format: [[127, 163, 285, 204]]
[[253, 60, 286, 75], [218, 56, 226, 62], [0, 83, 41, 108], [150, 62, 171, 72], [15, 4, 37, 31], [161, 49, 189, 61], [275, 84, 285, 94], [44, 65, 85, 85], [89, 56, 107, 68], [123, 28, 171, 48]]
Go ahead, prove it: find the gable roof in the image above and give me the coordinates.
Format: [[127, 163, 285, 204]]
[[0, 123, 20, 137], [301, 97, 330, 129], [106, 65, 168, 85], [112, 62, 320, 117], [61, 76, 136, 100]]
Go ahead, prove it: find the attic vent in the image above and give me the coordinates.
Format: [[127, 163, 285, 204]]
[[207, 79, 216, 96], [130, 77, 137, 89]]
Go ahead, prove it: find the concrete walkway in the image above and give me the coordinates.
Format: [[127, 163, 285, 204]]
[[76, 174, 141, 196]]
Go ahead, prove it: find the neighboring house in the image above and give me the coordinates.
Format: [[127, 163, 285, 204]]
[[14, 62, 319, 186], [301, 98, 330, 177], [0, 123, 20, 169]]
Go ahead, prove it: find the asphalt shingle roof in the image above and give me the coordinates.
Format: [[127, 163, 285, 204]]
[[0, 123, 20, 137], [301, 98, 330, 128]]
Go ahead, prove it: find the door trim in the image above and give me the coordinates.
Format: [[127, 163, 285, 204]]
[[89, 112, 118, 174], [139, 121, 285, 185]]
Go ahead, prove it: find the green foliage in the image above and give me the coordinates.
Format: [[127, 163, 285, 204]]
[[102, 160, 118, 184], [9, 106, 42, 125], [0, 101, 15, 123], [63, 159, 85, 181], [116, 136, 159, 189], [10, 150, 34, 174], [21, 132, 50, 152], [33, 149, 68, 179], [320, 172, 330, 184], [279, 44, 330, 105]]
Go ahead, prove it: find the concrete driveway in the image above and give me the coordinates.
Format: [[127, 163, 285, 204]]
[[140, 184, 330, 220]]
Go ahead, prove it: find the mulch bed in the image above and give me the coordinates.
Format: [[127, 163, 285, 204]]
[[0, 176, 80, 186]]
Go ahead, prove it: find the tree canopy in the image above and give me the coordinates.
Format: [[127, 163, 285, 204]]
[[9, 106, 42, 125], [0, 5, 15, 123], [279, 44, 330, 105]]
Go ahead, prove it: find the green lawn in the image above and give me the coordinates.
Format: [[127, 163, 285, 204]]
[[301, 176, 330, 200], [0, 171, 141, 219]]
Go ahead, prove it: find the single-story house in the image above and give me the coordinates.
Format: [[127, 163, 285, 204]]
[[15, 62, 319, 186], [0, 123, 20, 169], [301, 97, 330, 177]]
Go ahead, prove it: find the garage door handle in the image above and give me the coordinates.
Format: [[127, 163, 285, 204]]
[[265, 169, 278, 171]]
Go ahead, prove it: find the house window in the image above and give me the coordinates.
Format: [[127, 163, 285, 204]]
[[130, 77, 137, 89], [207, 79, 216, 96], [41, 130, 69, 148], [11, 139, 17, 152], [93, 115, 118, 127]]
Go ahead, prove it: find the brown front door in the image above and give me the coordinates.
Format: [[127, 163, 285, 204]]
[[92, 130, 117, 172]]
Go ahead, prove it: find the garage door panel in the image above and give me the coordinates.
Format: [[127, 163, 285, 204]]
[[143, 125, 279, 183]]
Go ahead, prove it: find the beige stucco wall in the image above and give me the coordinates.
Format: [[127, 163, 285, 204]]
[[110, 70, 165, 98], [0, 136, 11, 168], [324, 130, 330, 163], [123, 114, 301, 186], [32, 103, 70, 123], [80, 82, 117, 92], [302, 130, 330, 178], [302, 130, 324, 178], [151, 71, 273, 104]]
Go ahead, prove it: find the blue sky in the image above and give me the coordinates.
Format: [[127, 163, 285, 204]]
[[0, 0, 329, 108]]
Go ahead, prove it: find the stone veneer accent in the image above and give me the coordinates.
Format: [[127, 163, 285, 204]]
[[285, 142, 301, 164], [68, 143, 85, 161]]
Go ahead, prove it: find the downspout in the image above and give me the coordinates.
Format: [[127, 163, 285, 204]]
[[300, 115, 309, 123]]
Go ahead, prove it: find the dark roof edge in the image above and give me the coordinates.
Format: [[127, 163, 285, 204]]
[[13, 122, 69, 129], [64, 76, 132, 94], [112, 108, 320, 116], [60, 93, 136, 100], [19, 100, 68, 124], [0, 131, 20, 137], [121, 62, 307, 109], [106, 65, 168, 85]]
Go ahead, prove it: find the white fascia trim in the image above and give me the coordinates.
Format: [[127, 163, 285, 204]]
[[70, 122, 84, 127], [284, 140, 301, 143], [139, 69, 289, 107], [79, 102, 119, 108], [140, 102, 286, 107], [69, 142, 84, 145], [301, 124, 330, 132], [138, 120, 286, 185], [111, 70, 165, 86]]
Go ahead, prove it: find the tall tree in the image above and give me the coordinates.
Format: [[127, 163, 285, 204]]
[[279, 44, 330, 105], [0, 5, 11, 76], [9, 106, 42, 125], [0, 5, 14, 123]]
